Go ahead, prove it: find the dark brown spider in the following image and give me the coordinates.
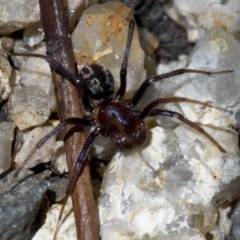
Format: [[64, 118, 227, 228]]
[[5, 19, 232, 238]]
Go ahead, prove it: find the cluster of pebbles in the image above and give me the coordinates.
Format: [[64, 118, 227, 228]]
[[0, 0, 240, 239]]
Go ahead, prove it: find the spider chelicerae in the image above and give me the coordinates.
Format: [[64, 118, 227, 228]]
[[4, 18, 232, 238]]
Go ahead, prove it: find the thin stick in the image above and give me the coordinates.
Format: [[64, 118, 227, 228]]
[[39, 1, 99, 239]]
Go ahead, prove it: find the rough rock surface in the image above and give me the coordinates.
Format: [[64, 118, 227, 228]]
[[99, 28, 240, 240], [72, 1, 146, 99], [0, 121, 15, 174], [14, 125, 56, 169], [8, 86, 55, 130], [0, 170, 48, 240], [0, 0, 40, 35], [173, 0, 240, 42], [0, 46, 12, 102]]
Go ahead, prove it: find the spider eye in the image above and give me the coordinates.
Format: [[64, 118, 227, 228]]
[[111, 131, 134, 151], [79, 66, 93, 79], [112, 132, 121, 141], [82, 67, 91, 75]]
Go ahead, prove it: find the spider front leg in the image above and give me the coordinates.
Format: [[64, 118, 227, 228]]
[[128, 68, 233, 108], [0, 49, 86, 90], [138, 97, 231, 120], [54, 126, 101, 240], [115, 19, 135, 100], [1, 117, 95, 194]]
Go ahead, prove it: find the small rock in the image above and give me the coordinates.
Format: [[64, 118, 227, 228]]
[[0, 37, 14, 51], [14, 125, 56, 169], [51, 141, 67, 174], [0, 47, 12, 103], [0, 121, 15, 174], [0, 0, 40, 35], [174, 0, 240, 41], [0, 169, 48, 240], [32, 197, 76, 240], [47, 174, 69, 202], [230, 200, 240, 239], [23, 21, 44, 47], [8, 86, 55, 130]]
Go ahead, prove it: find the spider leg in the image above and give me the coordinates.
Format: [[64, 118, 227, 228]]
[[136, 108, 226, 153], [12, 117, 95, 180], [115, 19, 135, 100], [82, 92, 94, 112], [53, 126, 100, 240], [0, 49, 86, 90], [128, 68, 233, 108], [138, 97, 230, 119]]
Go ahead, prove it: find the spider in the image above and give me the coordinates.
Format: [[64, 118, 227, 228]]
[[4, 18, 232, 238]]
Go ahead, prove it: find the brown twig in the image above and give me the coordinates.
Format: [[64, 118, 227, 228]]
[[38, 0, 99, 239]]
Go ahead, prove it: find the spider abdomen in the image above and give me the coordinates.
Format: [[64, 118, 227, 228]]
[[98, 102, 146, 150]]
